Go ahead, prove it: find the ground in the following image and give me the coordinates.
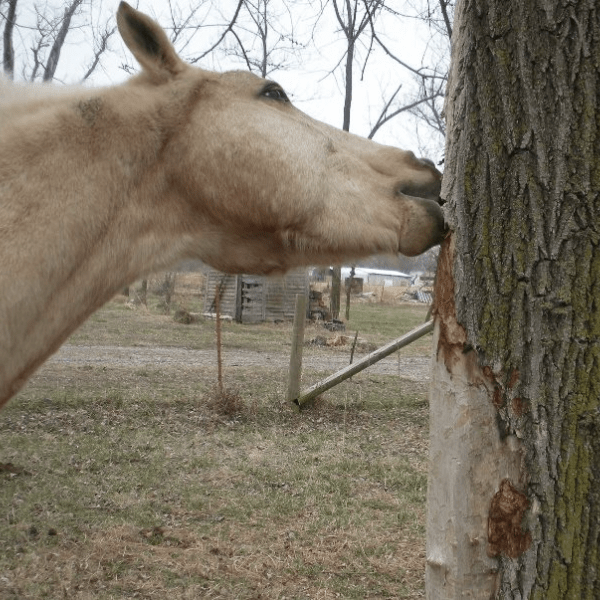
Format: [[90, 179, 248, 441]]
[[0, 281, 432, 599]]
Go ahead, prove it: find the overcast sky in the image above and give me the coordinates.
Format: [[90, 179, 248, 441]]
[[4, 0, 450, 160]]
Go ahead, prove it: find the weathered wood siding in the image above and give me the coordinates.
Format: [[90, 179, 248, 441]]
[[203, 269, 308, 323], [203, 272, 240, 320], [240, 276, 265, 323], [262, 269, 309, 322]]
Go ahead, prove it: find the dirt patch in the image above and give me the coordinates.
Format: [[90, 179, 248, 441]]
[[45, 343, 432, 382]]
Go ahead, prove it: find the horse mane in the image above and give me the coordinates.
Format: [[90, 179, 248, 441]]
[[0, 74, 99, 129]]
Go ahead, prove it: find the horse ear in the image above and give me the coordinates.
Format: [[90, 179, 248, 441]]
[[117, 2, 185, 81]]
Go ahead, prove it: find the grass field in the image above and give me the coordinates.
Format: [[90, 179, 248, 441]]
[[0, 278, 432, 599]]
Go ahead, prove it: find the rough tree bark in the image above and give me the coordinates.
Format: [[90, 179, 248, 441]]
[[427, 1, 600, 598]]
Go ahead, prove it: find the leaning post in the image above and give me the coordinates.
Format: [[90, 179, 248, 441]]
[[294, 320, 434, 408]]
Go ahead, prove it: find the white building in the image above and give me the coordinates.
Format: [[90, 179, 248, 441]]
[[340, 267, 412, 287]]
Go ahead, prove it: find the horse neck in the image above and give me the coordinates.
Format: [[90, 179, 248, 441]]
[[0, 82, 182, 406]]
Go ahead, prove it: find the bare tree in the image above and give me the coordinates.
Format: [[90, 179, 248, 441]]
[[1, 0, 116, 83], [182, 0, 246, 65], [122, 0, 293, 79], [364, 1, 453, 157], [330, 0, 379, 131], [327, 0, 384, 319], [368, 84, 441, 139], [409, 74, 446, 138], [43, 0, 83, 81], [327, 0, 449, 318], [222, 0, 304, 79], [2, 0, 17, 78], [81, 22, 116, 82], [166, 0, 210, 46], [428, 0, 454, 39]]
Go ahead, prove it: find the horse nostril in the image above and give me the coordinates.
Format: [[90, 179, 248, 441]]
[[396, 181, 441, 200], [396, 183, 417, 197], [419, 157, 436, 169]]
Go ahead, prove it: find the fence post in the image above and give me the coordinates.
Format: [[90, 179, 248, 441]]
[[287, 294, 307, 403], [215, 283, 223, 393]]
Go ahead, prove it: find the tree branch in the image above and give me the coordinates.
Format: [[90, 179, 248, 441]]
[[357, 0, 384, 80], [168, 0, 205, 45], [229, 28, 253, 71], [29, 31, 47, 81], [439, 0, 453, 39], [81, 25, 116, 82], [42, 0, 83, 82], [368, 18, 433, 80], [189, 0, 245, 64], [368, 93, 440, 139], [368, 81, 402, 133], [332, 0, 350, 36]]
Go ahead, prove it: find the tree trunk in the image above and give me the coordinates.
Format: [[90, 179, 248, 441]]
[[330, 266, 341, 320], [43, 0, 83, 82], [2, 0, 17, 79], [427, 1, 600, 598], [345, 266, 355, 320], [342, 38, 354, 131], [331, 29, 355, 319]]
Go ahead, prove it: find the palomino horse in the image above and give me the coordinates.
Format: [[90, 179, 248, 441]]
[[0, 2, 445, 408]]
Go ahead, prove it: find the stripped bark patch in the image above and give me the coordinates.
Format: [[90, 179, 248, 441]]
[[433, 235, 467, 372], [487, 479, 531, 559]]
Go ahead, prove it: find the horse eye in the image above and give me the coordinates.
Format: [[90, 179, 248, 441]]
[[263, 87, 289, 103]]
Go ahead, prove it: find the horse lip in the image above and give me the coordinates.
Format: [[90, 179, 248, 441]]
[[421, 197, 446, 234], [403, 194, 448, 252]]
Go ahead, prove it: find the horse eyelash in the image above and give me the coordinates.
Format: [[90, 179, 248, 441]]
[[261, 85, 290, 103]]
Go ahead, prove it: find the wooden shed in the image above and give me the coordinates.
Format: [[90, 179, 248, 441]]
[[203, 269, 309, 323]]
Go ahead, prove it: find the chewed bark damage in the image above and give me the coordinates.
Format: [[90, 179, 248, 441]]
[[487, 479, 531, 558], [433, 234, 468, 370]]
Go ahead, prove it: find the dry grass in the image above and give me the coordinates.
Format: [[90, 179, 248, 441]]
[[206, 386, 246, 418], [0, 275, 432, 599]]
